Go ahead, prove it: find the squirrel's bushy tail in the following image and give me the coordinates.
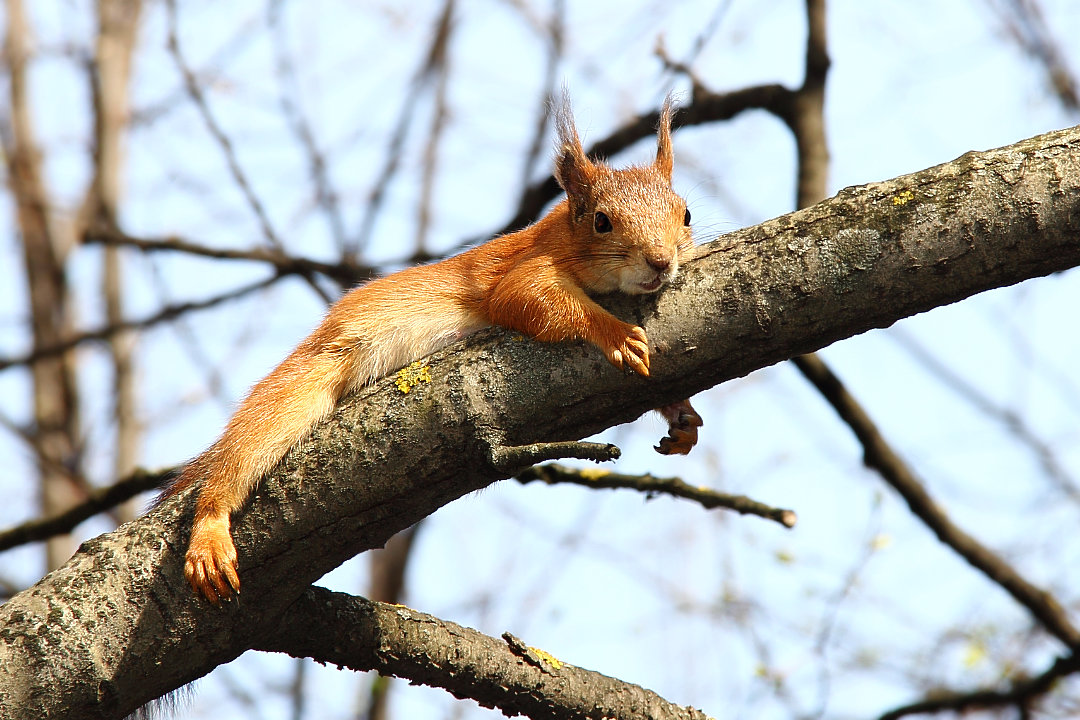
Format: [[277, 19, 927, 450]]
[[165, 336, 360, 512]]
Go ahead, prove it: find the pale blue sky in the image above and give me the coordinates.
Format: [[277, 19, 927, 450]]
[[2, 1, 1079, 718]]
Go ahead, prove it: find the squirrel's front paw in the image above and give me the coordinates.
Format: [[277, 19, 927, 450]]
[[185, 514, 240, 604], [606, 325, 651, 377]]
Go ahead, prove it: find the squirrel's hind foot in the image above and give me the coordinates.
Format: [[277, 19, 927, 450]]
[[184, 513, 240, 603], [655, 399, 703, 455]]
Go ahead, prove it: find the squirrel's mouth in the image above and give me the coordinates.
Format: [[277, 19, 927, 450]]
[[638, 277, 663, 292]]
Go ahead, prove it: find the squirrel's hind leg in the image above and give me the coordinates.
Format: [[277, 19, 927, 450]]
[[654, 398, 703, 455]]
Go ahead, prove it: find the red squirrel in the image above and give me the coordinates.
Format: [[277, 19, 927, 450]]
[[171, 97, 703, 602]]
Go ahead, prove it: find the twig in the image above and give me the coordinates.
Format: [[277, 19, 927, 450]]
[[517, 0, 563, 194], [413, 23, 452, 255], [891, 328, 1080, 501], [83, 227, 371, 286], [794, 353, 1080, 648], [164, 0, 336, 304], [0, 467, 170, 553], [164, 0, 281, 251], [515, 463, 797, 528], [878, 651, 1080, 720], [488, 442, 621, 474], [0, 274, 281, 373], [352, 0, 455, 257], [267, 0, 348, 252], [986, 0, 1079, 112]]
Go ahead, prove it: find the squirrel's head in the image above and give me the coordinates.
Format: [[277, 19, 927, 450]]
[[554, 95, 693, 296]]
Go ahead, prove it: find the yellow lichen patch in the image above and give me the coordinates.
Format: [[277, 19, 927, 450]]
[[395, 362, 432, 394], [891, 189, 915, 206], [577, 467, 612, 481], [528, 646, 563, 669], [870, 533, 892, 551], [962, 639, 987, 669]]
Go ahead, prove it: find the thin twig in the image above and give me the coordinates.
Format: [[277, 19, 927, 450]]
[[267, 0, 348, 253], [891, 328, 1080, 501], [164, 0, 281, 251], [794, 353, 1080, 649], [0, 274, 281, 373], [986, 0, 1079, 112], [413, 19, 453, 255], [515, 463, 797, 528], [83, 227, 371, 286], [517, 0, 563, 193], [352, 0, 455, 257], [878, 651, 1080, 720], [0, 467, 171, 553]]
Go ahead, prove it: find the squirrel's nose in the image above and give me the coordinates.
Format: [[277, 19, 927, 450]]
[[646, 255, 671, 273]]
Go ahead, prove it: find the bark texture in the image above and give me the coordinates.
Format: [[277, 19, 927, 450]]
[[259, 588, 713, 720], [0, 125, 1077, 719]]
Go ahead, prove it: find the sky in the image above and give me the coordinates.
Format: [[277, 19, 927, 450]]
[[2, 1, 1080, 718]]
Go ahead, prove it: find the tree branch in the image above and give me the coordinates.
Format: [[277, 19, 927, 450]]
[[0, 125, 1077, 719], [82, 227, 372, 286], [0, 273, 281, 373], [258, 587, 714, 720], [793, 353, 1080, 648], [0, 468, 169, 554], [515, 463, 797, 528], [878, 651, 1080, 720]]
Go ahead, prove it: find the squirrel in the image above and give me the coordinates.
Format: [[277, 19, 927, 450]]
[[169, 96, 704, 603]]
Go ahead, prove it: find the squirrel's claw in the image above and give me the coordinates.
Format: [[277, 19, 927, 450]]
[[655, 399, 703, 455], [185, 514, 240, 603], [607, 325, 650, 377]]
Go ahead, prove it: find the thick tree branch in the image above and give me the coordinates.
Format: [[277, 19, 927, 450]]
[[258, 587, 714, 720], [0, 126, 1077, 719]]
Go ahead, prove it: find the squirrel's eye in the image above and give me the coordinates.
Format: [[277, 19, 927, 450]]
[[684, 207, 692, 226], [594, 211, 612, 233]]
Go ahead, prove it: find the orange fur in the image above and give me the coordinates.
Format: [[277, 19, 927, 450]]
[[173, 97, 701, 602]]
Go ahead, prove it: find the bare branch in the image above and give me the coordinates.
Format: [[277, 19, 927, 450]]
[[163, 0, 283, 252], [83, 227, 372, 286], [793, 353, 1080, 648], [891, 328, 1080, 501], [987, 0, 1079, 113], [0, 468, 169, 554], [515, 463, 797, 528], [517, 0, 564, 193], [352, 0, 455, 257], [878, 651, 1080, 720], [258, 587, 715, 720], [413, 24, 452, 255], [267, 0, 348, 252], [0, 274, 281, 373]]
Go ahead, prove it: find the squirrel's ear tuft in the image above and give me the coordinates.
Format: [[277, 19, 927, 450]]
[[655, 95, 675, 182], [553, 92, 594, 221]]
